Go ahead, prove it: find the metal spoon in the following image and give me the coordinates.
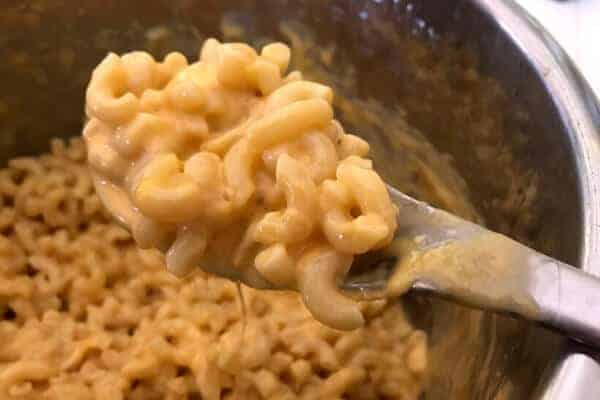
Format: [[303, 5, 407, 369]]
[[342, 186, 600, 348], [96, 177, 600, 345]]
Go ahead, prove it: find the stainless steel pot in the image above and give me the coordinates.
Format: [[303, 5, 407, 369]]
[[0, 0, 598, 398]]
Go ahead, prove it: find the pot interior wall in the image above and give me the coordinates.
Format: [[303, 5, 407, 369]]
[[0, 1, 582, 399]]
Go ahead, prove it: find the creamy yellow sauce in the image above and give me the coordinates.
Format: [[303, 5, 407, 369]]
[[386, 231, 541, 320]]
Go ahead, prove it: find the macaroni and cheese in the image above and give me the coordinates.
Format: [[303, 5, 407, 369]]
[[84, 39, 398, 330], [0, 138, 426, 399]]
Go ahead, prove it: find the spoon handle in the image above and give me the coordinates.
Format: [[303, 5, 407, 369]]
[[386, 186, 600, 348], [408, 242, 600, 348], [532, 256, 600, 347]]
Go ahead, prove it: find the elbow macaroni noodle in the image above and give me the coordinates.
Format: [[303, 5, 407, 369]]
[[83, 39, 398, 330]]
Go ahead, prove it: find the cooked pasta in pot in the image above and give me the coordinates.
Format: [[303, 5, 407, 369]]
[[0, 138, 425, 399]]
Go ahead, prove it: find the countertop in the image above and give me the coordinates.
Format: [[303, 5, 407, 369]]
[[516, 0, 600, 96]]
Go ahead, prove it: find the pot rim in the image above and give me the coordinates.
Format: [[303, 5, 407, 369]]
[[476, 0, 600, 397]]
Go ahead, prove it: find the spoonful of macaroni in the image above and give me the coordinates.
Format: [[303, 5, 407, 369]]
[[84, 38, 395, 331], [83, 39, 600, 346]]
